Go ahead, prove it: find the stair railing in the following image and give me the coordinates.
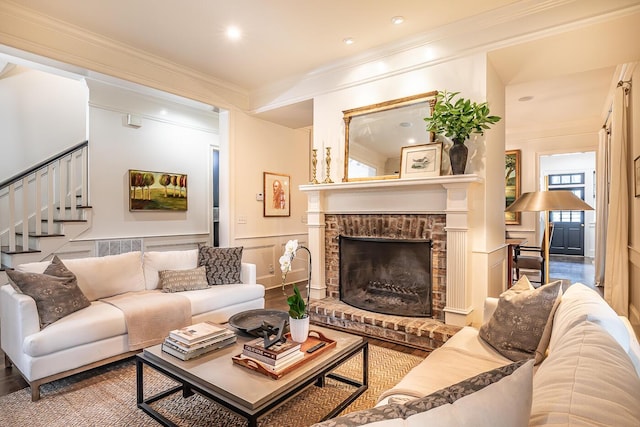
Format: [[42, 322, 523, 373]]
[[0, 141, 88, 254]]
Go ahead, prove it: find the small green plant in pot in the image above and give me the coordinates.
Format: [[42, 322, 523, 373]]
[[424, 90, 501, 174], [280, 240, 311, 342], [286, 284, 307, 319]]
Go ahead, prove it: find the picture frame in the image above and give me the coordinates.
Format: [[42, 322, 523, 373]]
[[129, 169, 187, 211], [635, 155, 640, 197], [264, 172, 290, 217], [399, 143, 443, 179], [505, 150, 521, 224]]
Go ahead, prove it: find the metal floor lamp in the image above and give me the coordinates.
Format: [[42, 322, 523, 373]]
[[505, 186, 593, 284]]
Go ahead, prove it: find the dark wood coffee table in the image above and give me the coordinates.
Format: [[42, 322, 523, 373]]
[[136, 326, 368, 427]]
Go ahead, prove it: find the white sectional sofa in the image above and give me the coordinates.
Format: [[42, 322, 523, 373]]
[[314, 283, 640, 427], [1, 249, 265, 400]]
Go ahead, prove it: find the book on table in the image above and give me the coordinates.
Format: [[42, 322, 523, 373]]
[[162, 334, 237, 361], [237, 350, 305, 372], [241, 345, 304, 366], [243, 337, 301, 361], [169, 321, 229, 345], [166, 329, 236, 352]]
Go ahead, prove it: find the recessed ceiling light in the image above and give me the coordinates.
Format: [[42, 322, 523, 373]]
[[226, 26, 242, 41], [408, 138, 416, 144], [343, 37, 354, 45], [518, 96, 534, 102], [391, 16, 405, 25]]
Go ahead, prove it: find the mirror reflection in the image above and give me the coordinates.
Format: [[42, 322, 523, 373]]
[[343, 91, 437, 181]]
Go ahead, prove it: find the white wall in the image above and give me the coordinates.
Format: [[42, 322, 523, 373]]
[[84, 80, 218, 241], [0, 66, 87, 181]]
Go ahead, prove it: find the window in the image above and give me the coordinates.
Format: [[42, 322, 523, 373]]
[[548, 173, 585, 224]]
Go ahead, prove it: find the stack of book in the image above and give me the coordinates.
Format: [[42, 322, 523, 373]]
[[239, 337, 304, 372], [162, 321, 236, 360]]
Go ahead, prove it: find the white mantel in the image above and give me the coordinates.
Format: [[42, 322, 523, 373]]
[[300, 174, 483, 327]]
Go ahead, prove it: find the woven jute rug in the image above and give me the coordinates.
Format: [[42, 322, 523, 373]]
[[0, 344, 423, 427]]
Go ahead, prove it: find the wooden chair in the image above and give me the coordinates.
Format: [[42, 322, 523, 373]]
[[513, 224, 554, 285]]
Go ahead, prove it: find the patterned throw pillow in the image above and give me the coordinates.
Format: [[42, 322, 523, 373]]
[[6, 255, 91, 329], [159, 266, 209, 292], [311, 360, 529, 427], [479, 280, 563, 363], [197, 246, 243, 285]]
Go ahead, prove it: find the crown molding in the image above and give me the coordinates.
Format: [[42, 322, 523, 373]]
[[0, 1, 249, 110], [251, 0, 640, 113]]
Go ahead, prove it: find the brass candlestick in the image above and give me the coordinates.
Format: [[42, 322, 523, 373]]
[[323, 147, 334, 184], [310, 149, 319, 184]]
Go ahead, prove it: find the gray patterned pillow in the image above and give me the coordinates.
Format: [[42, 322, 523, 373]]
[[6, 255, 91, 329], [312, 360, 527, 427], [159, 266, 208, 292], [197, 246, 243, 285], [479, 280, 562, 363]]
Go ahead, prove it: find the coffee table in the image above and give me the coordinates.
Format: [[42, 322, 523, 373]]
[[136, 326, 368, 427]]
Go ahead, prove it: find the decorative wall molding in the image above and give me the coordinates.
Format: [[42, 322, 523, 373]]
[[0, 1, 249, 110]]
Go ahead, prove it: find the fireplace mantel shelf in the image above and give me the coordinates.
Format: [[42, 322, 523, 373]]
[[299, 174, 482, 193]]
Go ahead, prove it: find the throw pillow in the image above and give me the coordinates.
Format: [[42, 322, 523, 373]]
[[501, 275, 534, 296], [6, 255, 91, 329], [479, 280, 562, 363], [311, 360, 532, 427], [404, 359, 534, 427], [159, 266, 209, 292], [198, 246, 243, 285]]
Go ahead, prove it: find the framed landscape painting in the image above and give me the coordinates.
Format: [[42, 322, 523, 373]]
[[264, 171, 290, 217], [505, 150, 521, 224], [129, 169, 188, 211]]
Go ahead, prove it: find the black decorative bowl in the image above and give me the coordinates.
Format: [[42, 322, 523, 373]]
[[228, 309, 289, 337]]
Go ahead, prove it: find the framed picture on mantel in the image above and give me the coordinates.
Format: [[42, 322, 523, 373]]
[[505, 150, 521, 225], [399, 143, 443, 179]]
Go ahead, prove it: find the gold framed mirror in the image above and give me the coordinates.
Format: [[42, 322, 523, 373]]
[[343, 91, 438, 182]]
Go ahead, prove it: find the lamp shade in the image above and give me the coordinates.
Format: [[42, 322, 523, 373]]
[[505, 190, 593, 213]]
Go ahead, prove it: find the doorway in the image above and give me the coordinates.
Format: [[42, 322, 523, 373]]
[[540, 152, 596, 286], [548, 173, 586, 255]]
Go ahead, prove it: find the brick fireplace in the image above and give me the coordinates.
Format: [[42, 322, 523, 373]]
[[325, 213, 446, 321], [300, 176, 482, 350]]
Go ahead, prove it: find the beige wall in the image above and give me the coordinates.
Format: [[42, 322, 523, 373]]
[[229, 110, 311, 288]]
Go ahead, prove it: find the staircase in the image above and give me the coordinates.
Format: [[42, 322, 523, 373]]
[[0, 141, 92, 270]]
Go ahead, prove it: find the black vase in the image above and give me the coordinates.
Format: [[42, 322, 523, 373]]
[[449, 139, 468, 175]]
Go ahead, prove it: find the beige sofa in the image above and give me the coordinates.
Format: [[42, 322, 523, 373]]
[[314, 283, 640, 426], [1, 249, 265, 400]]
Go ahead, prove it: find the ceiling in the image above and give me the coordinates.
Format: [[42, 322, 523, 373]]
[[6, 0, 640, 131]]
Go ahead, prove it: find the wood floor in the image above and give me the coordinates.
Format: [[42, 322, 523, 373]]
[[0, 285, 429, 398]]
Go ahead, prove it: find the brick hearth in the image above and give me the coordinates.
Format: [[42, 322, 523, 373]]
[[309, 298, 461, 351]]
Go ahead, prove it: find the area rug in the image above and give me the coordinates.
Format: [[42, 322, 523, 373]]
[[0, 345, 423, 426]]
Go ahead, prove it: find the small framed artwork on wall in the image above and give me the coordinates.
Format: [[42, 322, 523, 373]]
[[399, 143, 443, 179], [264, 172, 290, 217], [129, 170, 187, 211]]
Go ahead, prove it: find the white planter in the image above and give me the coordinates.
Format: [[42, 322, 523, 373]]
[[289, 316, 310, 343]]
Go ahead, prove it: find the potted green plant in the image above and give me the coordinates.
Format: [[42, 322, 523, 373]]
[[280, 240, 311, 342], [424, 90, 501, 174]]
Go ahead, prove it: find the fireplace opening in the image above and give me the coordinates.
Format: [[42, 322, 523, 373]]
[[339, 236, 432, 317]]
